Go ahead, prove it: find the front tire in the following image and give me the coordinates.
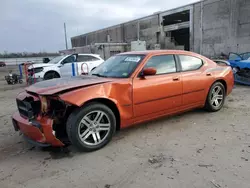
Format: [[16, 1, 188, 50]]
[[205, 82, 226, 112], [66, 102, 116, 152]]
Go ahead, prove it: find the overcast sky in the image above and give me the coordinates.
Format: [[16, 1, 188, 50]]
[[0, 0, 198, 53]]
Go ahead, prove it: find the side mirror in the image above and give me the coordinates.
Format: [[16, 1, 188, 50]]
[[141, 67, 157, 77]]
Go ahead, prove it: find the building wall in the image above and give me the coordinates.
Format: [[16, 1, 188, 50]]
[[71, 15, 160, 50], [123, 15, 159, 49], [193, 0, 250, 57], [236, 0, 250, 53], [193, 2, 202, 54], [71, 0, 250, 58]]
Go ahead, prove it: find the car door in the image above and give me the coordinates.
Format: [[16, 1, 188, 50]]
[[87, 55, 104, 71], [77, 55, 103, 74], [59, 55, 77, 77], [177, 54, 211, 106], [133, 54, 182, 117]]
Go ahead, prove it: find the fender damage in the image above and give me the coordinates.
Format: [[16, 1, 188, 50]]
[[12, 76, 133, 146]]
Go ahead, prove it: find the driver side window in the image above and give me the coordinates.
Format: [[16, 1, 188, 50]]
[[62, 55, 76, 64], [144, 55, 177, 75]]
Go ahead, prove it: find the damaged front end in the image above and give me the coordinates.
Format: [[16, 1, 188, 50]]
[[233, 68, 250, 86], [12, 91, 74, 147]]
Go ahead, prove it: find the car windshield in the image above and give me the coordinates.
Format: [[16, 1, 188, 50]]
[[48, 56, 64, 64], [90, 54, 145, 78]]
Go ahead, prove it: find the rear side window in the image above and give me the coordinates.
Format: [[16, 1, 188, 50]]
[[144, 55, 177, 75], [77, 55, 99, 62], [179, 55, 203, 71]]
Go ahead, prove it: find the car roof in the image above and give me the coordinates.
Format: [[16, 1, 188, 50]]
[[77, 53, 100, 57], [119, 50, 196, 56]]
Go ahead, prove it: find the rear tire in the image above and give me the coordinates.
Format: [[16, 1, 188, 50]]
[[205, 82, 226, 112], [44, 72, 60, 80], [66, 102, 116, 152]]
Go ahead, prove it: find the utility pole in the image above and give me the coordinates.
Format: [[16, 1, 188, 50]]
[[137, 20, 140, 41], [200, 0, 204, 54], [64, 22, 68, 49]]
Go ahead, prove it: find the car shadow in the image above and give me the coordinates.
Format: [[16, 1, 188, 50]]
[[21, 108, 210, 159], [118, 108, 206, 134], [41, 146, 75, 159]]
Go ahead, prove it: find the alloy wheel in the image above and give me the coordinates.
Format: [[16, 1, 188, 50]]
[[78, 110, 111, 146], [211, 86, 224, 107]]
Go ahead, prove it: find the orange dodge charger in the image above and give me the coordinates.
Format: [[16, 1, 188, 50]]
[[12, 50, 234, 151]]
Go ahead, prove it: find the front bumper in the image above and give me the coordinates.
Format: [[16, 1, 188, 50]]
[[12, 112, 64, 147], [28, 71, 45, 79], [27, 76, 43, 85], [34, 72, 45, 79], [27, 72, 44, 85], [234, 73, 250, 86]]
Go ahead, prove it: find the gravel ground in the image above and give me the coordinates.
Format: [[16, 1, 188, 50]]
[[0, 72, 250, 188]]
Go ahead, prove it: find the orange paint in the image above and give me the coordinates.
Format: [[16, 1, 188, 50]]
[[12, 50, 234, 146]]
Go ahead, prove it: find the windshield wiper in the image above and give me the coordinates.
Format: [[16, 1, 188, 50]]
[[91, 73, 108, 78]]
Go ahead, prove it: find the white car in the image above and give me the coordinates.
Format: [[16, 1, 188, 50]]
[[28, 54, 104, 80]]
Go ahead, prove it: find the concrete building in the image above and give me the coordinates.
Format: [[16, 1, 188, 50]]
[[68, 0, 250, 59]]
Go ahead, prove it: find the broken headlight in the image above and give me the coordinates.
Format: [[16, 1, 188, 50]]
[[34, 67, 44, 73], [232, 67, 239, 74], [40, 96, 49, 113]]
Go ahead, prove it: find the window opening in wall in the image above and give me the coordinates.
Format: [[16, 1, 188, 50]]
[[162, 10, 190, 51], [110, 50, 121, 57], [171, 28, 190, 51]]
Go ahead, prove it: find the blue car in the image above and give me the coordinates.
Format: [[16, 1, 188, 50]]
[[228, 52, 250, 85], [228, 52, 250, 69]]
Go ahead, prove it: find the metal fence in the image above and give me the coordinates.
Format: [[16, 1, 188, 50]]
[[0, 56, 57, 65]]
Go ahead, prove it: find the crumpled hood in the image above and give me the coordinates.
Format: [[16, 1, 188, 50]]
[[28, 63, 55, 69], [25, 76, 113, 95]]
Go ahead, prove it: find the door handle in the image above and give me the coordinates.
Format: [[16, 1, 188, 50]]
[[173, 77, 180, 81], [206, 73, 212, 76]]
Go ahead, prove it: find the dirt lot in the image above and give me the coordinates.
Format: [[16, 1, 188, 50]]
[[0, 66, 250, 188]]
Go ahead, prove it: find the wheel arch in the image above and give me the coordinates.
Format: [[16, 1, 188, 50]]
[[214, 79, 227, 94], [44, 70, 60, 78], [206, 79, 228, 102], [204, 79, 227, 112], [82, 98, 121, 131]]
